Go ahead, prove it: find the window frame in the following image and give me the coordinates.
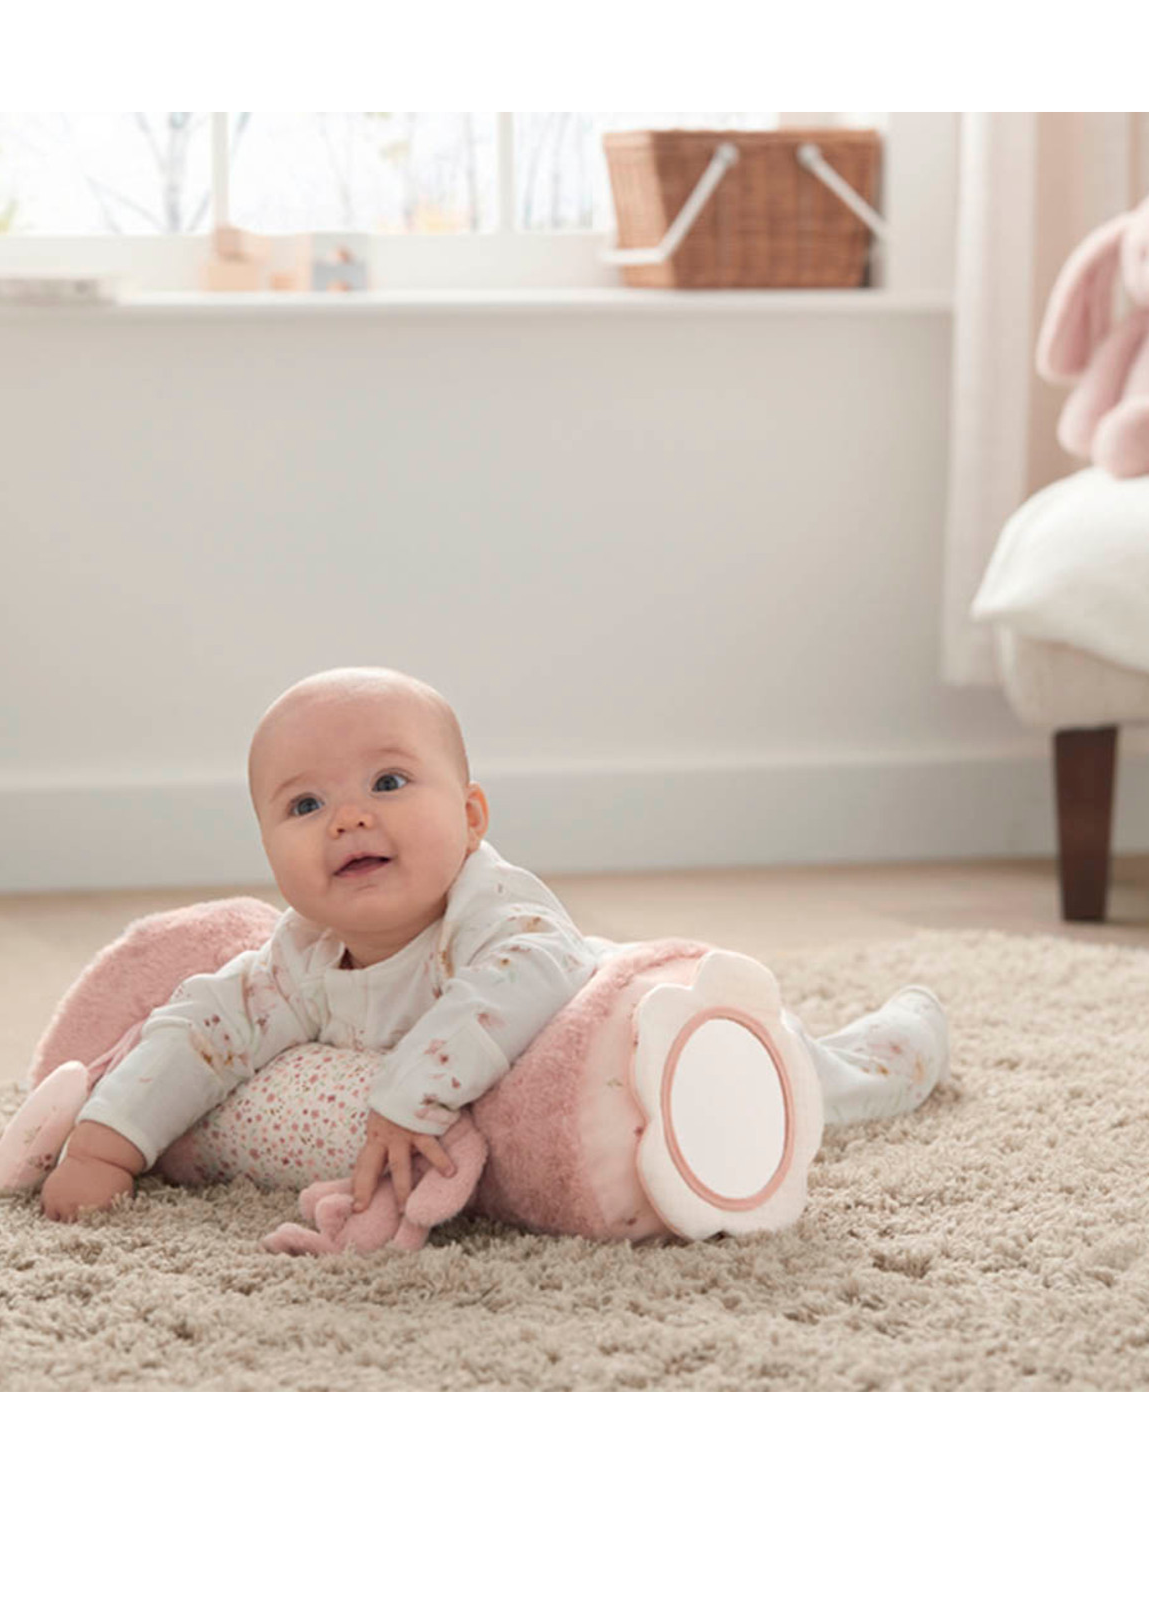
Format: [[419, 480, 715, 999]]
[[0, 112, 958, 297]]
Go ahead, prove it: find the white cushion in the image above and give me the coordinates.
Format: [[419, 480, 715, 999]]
[[996, 628, 1149, 727], [972, 468, 1149, 677]]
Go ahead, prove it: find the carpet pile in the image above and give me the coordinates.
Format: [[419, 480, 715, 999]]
[[3, 928, 1148, 1391]]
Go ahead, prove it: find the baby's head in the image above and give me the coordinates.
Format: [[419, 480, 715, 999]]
[[248, 667, 488, 968]]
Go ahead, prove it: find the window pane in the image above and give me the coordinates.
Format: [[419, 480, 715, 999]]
[[514, 110, 888, 232], [0, 113, 213, 234], [229, 112, 497, 233]]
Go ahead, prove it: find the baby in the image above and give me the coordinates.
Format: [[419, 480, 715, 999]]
[[40, 665, 950, 1223]]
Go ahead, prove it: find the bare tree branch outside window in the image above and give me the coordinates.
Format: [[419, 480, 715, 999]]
[[0, 112, 880, 239]]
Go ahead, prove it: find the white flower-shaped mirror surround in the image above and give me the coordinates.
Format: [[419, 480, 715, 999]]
[[629, 950, 824, 1241]]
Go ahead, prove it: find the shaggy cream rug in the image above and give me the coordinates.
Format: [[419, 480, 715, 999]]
[[3, 927, 1149, 1393]]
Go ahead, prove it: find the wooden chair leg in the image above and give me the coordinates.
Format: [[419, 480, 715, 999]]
[[1053, 726, 1118, 922]]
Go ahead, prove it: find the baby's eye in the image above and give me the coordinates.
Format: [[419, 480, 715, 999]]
[[288, 795, 321, 818], [374, 772, 409, 793]]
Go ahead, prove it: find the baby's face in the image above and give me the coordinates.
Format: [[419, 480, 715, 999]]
[[251, 688, 488, 968]]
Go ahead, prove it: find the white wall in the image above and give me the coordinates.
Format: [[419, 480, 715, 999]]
[[4, 298, 1146, 892]]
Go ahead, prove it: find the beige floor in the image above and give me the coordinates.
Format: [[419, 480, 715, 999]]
[[549, 852, 1149, 951], [4, 853, 1149, 1079]]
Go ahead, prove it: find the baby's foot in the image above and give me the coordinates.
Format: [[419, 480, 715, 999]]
[[885, 985, 950, 1095], [815, 984, 949, 1126]]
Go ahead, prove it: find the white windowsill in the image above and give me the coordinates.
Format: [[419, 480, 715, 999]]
[[0, 287, 953, 317]]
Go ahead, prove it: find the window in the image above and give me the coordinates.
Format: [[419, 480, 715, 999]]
[[0, 110, 951, 296]]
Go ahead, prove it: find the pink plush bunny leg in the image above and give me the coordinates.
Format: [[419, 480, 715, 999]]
[[299, 1178, 353, 1223], [262, 1178, 402, 1255], [390, 1115, 488, 1251], [313, 1182, 401, 1253], [260, 1220, 337, 1256], [1092, 397, 1149, 478], [262, 1178, 353, 1253]]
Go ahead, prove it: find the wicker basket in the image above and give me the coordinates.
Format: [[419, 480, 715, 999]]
[[602, 128, 881, 289]]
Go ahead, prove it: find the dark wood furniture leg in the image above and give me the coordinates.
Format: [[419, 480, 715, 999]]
[[1053, 726, 1118, 922]]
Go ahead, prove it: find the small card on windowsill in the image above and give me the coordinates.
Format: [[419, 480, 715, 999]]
[[0, 275, 125, 304]]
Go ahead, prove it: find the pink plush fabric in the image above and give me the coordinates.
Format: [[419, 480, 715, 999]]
[[1035, 195, 1149, 477], [471, 941, 708, 1240], [1038, 214, 1130, 382], [28, 897, 279, 1090]]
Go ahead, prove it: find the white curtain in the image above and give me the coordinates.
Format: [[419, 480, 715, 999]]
[[941, 112, 1148, 686]]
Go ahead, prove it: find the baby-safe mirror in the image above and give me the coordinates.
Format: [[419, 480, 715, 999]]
[[663, 1017, 788, 1203], [630, 949, 823, 1241]]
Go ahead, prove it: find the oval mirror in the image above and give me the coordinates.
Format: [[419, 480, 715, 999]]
[[663, 1017, 788, 1204]]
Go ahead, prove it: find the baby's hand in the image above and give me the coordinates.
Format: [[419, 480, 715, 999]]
[[41, 1154, 134, 1221], [351, 1112, 456, 1212], [40, 1122, 145, 1222]]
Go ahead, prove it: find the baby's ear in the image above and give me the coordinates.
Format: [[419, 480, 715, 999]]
[[464, 784, 490, 850]]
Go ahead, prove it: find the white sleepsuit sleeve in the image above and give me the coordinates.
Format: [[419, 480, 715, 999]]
[[368, 909, 599, 1134], [75, 920, 320, 1170]]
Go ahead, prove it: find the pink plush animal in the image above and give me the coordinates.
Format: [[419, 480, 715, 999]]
[[1037, 194, 1149, 477], [261, 1114, 488, 1255]]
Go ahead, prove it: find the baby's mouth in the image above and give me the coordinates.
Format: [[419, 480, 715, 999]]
[[335, 856, 392, 878]]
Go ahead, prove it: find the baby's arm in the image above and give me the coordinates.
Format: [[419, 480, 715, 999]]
[[350, 913, 596, 1209], [369, 910, 600, 1139], [41, 927, 319, 1219]]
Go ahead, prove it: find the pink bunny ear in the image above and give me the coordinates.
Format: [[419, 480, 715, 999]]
[[1037, 211, 1130, 382]]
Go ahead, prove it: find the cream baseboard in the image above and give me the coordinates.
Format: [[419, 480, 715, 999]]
[[5, 746, 1149, 893]]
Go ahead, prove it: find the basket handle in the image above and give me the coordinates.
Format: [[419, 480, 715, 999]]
[[601, 137, 888, 268], [795, 143, 888, 240], [600, 142, 740, 266]]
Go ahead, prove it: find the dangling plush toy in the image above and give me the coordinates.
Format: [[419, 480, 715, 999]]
[[1037, 193, 1149, 477]]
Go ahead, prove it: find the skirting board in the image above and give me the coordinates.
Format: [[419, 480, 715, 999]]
[[5, 746, 1149, 893]]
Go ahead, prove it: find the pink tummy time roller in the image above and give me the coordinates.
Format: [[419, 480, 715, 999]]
[[0, 900, 823, 1253]]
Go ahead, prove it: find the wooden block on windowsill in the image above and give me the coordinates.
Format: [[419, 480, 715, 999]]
[[198, 226, 312, 294]]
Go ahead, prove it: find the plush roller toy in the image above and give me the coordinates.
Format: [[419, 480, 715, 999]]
[[0, 899, 824, 1254]]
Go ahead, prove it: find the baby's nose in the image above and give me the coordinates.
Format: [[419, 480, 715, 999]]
[[331, 800, 377, 831]]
